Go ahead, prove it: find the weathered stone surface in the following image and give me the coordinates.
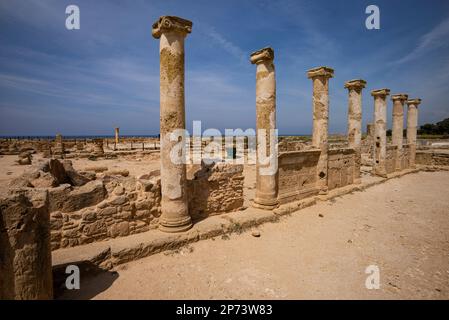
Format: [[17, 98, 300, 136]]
[[62, 181, 106, 212], [110, 221, 130, 238], [49, 159, 69, 185], [106, 169, 129, 177], [31, 171, 58, 188], [62, 160, 91, 186], [0, 189, 53, 299], [188, 162, 244, 219], [47, 184, 72, 212]]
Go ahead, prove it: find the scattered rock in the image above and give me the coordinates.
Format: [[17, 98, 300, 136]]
[[84, 166, 108, 173], [318, 213, 324, 218], [251, 230, 261, 237]]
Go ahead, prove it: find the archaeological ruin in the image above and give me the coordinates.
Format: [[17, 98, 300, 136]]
[[1, 15, 448, 300]]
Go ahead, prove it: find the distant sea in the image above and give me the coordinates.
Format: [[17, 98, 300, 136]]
[[0, 135, 160, 139], [0, 134, 312, 139]]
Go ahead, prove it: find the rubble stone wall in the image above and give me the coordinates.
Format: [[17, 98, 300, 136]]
[[188, 162, 244, 220], [416, 151, 449, 166]]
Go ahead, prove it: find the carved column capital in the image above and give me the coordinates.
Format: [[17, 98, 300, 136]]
[[152, 16, 192, 39]]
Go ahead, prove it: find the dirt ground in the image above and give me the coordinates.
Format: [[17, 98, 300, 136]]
[[59, 171, 449, 300]]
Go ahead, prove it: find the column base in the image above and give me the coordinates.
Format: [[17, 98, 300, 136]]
[[251, 199, 279, 210], [158, 216, 193, 233]]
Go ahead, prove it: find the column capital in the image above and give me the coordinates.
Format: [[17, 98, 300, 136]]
[[307, 66, 334, 79], [407, 98, 422, 106], [371, 88, 390, 97], [152, 16, 192, 39], [391, 93, 408, 102], [344, 79, 366, 90], [250, 47, 274, 64]]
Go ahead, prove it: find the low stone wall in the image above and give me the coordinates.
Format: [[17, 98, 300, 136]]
[[416, 151, 449, 166], [328, 148, 356, 190], [50, 174, 162, 250], [188, 162, 244, 220], [3, 159, 246, 251], [278, 150, 320, 204]]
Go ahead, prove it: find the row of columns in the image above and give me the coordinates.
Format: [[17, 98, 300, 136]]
[[372, 90, 422, 176], [152, 15, 422, 233]]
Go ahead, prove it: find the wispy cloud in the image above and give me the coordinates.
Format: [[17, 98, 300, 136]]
[[196, 23, 247, 63], [394, 16, 449, 65]]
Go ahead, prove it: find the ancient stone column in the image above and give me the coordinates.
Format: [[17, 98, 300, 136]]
[[53, 134, 64, 159], [344, 79, 366, 184], [407, 98, 421, 168], [371, 89, 390, 177], [391, 93, 408, 171], [114, 127, 120, 144], [307, 66, 334, 194], [152, 16, 192, 232], [250, 47, 278, 210], [0, 190, 53, 299]]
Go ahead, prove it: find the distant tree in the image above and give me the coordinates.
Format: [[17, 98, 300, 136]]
[[418, 118, 449, 135], [386, 129, 392, 136], [436, 118, 449, 134]]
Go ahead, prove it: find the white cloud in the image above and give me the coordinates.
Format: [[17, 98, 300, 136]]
[[395, 16, 449, 65]]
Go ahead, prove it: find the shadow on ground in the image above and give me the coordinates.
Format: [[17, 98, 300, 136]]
[[53, 261, 119, 300]]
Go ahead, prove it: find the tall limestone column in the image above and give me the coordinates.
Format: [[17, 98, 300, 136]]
[[371, 89, 390, 177], [344, 79, 366, 184], [307, 66, 334, 195], [114, 127, 120, 144], [406, 99, 421, 168], [250, 47, 278, 210], [152, 16, 192, 232], [391, 94, 408, 171]]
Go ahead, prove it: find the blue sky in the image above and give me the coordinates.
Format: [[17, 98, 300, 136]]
[[1, 0, 448, 136]]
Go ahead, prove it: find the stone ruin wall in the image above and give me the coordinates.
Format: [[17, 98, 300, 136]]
[[187, 162, 244, 220], [385, 145, 398, 174], [327, 148, 355, 190], [277, 150, 320, 204], [416, 151, 449, 166], [2, 159, 245, 251], [277, 147, 357, 204]]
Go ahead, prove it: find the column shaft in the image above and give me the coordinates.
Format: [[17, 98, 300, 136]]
[[345, 79, 366, 184], [371, 89, 390, 177], [308, 67, 334, 194], [407, 99, 421, 168], [152, 16, 192, 232], [391, 94, 408, 171], [251, 48, 278, 210], [114, 128, 119, 144]]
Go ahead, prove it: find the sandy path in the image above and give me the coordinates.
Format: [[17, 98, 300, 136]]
[[59, 171, 449, 300]]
